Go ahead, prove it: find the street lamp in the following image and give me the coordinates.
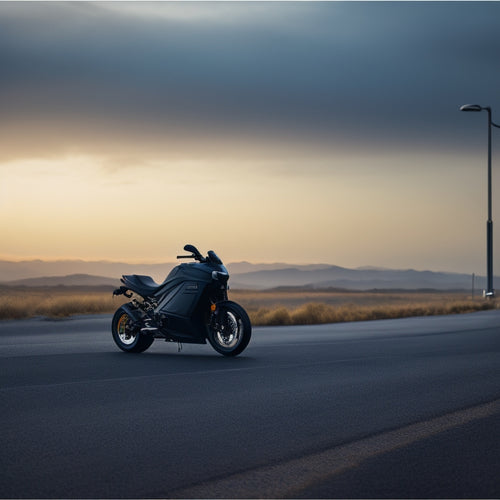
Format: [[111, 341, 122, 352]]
[[460, 104, 500, 297]]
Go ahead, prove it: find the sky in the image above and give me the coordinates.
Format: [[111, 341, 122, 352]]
[[1, 1, 500, 274]]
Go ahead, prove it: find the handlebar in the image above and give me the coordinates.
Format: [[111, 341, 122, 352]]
[[176, 251, 206, 263], [177, 244, 207, 262], [177, 245, 220, 264]]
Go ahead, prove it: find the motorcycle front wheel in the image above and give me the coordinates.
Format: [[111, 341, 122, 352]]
[[111, 306, 154, 353], [208, 301, 252, 357]]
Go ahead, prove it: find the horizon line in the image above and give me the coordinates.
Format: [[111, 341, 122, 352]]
[[0, 256, 482, 276]]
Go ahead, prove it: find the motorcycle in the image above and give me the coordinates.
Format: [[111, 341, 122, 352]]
[[111, 244, 251, 356]]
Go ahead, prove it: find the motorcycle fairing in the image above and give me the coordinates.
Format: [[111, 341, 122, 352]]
[[152, 269, 214, 341], [156, 280, 205, 317]]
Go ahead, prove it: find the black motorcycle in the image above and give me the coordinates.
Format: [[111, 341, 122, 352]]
[[111, 245, 251, 356]]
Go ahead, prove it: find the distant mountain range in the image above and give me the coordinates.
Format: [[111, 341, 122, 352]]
[[0, 259, 490, 290], [0, 259, 174, 283], [229, 266, 486, 290], [5, 274, 120, 288]]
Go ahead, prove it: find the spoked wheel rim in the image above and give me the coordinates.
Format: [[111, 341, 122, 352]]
[[214, 311, 243, 349], [117, 313, 137, 345]]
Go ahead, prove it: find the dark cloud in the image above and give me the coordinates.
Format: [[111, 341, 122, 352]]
[[1, 2, 499, 158]]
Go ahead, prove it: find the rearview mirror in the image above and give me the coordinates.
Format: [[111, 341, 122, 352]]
[[184, 244, 200, 255]]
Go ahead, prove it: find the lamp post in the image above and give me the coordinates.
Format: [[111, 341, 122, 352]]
[[460, 104, 500, 297]]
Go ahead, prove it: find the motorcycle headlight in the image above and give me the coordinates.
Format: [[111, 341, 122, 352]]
[[212, 271, 229, 283]]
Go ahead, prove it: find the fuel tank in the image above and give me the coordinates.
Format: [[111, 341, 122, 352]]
[[154, 262, 226, 317]]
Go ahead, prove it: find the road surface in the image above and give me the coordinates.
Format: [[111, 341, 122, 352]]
[[1, 310, 499, 498]]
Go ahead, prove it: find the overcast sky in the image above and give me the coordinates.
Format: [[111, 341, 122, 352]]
[[1, 1, 500, 273]]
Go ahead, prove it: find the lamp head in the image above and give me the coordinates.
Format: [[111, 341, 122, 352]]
[[460, 104, 483, 112]]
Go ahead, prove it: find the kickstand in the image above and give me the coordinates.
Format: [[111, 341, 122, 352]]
[[177, 342, 183, 353]]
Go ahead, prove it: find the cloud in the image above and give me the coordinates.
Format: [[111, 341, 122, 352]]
[[1, 1, 499, 165]]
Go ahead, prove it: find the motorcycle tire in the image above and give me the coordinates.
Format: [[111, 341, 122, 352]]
[[208, 301, 252, 357], [111, 306, 154, 353]]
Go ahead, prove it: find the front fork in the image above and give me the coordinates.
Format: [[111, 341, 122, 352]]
[[209, 288, 228, 333]]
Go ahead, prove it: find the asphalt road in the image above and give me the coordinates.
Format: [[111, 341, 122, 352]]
[[1, 310, 499, 498]]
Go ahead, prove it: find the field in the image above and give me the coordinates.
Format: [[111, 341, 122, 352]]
[[0, 286, 127, 320], [0, 285, 496, 325]]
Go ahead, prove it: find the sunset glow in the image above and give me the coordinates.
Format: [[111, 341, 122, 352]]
[[1, 2, 499, 273]]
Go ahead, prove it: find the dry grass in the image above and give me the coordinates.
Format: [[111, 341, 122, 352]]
[[246, 299, 496, 326], [0, 286, 127, 320], [230, 289, 497, 326], [0, 285, 496, 324]]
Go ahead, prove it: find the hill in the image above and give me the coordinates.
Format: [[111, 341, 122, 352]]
[[0, 259, 488, 291], [229, 267, 485, 290], [5, 274, 120, 287]]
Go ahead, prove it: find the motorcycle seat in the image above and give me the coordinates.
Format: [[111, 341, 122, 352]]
[[121, 274, 165, 296]]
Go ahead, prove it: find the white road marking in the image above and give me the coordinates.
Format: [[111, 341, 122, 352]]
[[170, 398, 500, 499]]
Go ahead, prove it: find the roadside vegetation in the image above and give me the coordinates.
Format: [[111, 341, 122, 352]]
[[0, 286, 127, 320], [234, 288, 497, 325], [0, 285, 496, 324]]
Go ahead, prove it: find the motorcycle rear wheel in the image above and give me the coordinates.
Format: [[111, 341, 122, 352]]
[[208, 301, 251, 357], [111, 306, 154, 353]]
